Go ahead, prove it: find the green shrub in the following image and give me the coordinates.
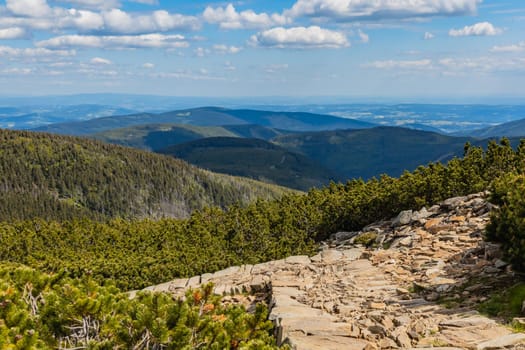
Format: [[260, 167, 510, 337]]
[[486, 174, 525, 271], [0, 264, 282, 349]]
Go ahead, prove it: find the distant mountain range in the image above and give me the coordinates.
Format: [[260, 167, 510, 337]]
[[34, 107, 375, 135], [0, 104, 136, 129], [7, 105, 525, 191], [455, 117, 525, 138]]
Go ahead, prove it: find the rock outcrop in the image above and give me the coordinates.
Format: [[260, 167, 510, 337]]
[[143, 192, 525, 349]]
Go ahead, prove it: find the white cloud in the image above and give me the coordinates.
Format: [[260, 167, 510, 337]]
[[131, 0, 158, 4], [58, 9, 105, 31], [364, 56, 525, 73], [286, 0, 481, 21], [203, 4, 290, 29], [1, 67, 33, 75], [449, 22, 503, 37], [101, 9, 200, 34], [250, 26, 349, 49], [6, 0, 52, 17], [194, 47, 210, 57], [1, 4, 199, 35], [0, 27, 27, 40], [151, 70, 226, 81], [264, 64, 289, 73], [0, 45, 75, 58], [224, 61, 236, 71], [424, 32, 435, 40], [90, 57, 112, 65], [437, 57, 525, 72], [52, 0, 120, 10], [213, 44, 242, 54], [364, 59, 432, 69], [142, 62, 155, 69], [358, 29, 369, 43], [37, 34, 189, 49], [491, 42, 525, 53]]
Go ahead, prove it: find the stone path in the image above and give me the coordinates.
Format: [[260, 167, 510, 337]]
[[143, 193, 525, 349]]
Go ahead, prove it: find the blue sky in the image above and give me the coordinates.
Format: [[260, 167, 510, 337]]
[[0, 0, 524, 100]]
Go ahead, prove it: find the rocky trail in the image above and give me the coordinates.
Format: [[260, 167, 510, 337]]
[[143, 193, 525, 349]]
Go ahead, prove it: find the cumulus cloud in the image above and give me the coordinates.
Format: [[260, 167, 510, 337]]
[[250, 26, 349, 49], [449, 22, 502, 37], [358, 29, 369, 43], [364, 56, 525, 73], [286, 0, 481, 21], [6, 0, 52, 17], [0, 27, 28, 40], [52, 0, 120, 10], [100, 9, 200, 34], [203, 4, 290, 29], [491, 42, 525, 53], [364, 59, 432, 69], [1, 3, 199, 34], [424, 32, 435, 40], [37, 34, 189, 49], [0, 45, 75, 57], [213, 44, 242, 54], [264, 64, 289, 73], [1, 67, 33, 75], [437, 57, 525, 72], [90, 57, 112, 65]]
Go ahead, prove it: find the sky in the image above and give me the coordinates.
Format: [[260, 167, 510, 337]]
[[0, 0, 524, 100]]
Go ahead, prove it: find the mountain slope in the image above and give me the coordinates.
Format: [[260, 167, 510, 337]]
[[159, 137, 337, 190], [459, 117, 525, 138], [273, 126, 475, 180], [92, 123, 289, 151], [33, 107, 375, 135], [0, 129, 291, 221]]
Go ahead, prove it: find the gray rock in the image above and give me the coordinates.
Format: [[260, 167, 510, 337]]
[[412, 207, 432, 221], [494, 259, 508, 269], [334, 231, 358, 242], [393, 210, 413, 226], [442, 196, 468, 209]]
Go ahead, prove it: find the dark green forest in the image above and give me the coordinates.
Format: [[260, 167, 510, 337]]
[[0, 129, 290, 221], [2, 129, 525, 348]]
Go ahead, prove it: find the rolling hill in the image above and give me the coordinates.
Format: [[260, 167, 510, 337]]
[[272, 126, 476, 180], [33, 107, 375, 135], [0, 129, 292, 221], [93, 123, 289, 151], [159, 137, 337, 190], [458, 117, 525, 138]]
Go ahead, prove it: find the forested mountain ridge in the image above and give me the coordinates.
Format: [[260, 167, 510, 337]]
[[33, 106, 375, 135], [159, 137, 338, 190], [92, 123, 289, 151], [457, 117, 525, 138], [272, 126, 477, 180], [0, 129, 291, 221]]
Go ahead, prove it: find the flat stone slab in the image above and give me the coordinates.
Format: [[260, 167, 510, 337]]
[[476, 333, 525, 350], [281, 317, 351, 337], [287, 333, 372, 350], [285, 255, 311, 265]]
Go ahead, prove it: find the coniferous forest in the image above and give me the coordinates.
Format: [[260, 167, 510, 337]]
[[2, 128, 525, 348]]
